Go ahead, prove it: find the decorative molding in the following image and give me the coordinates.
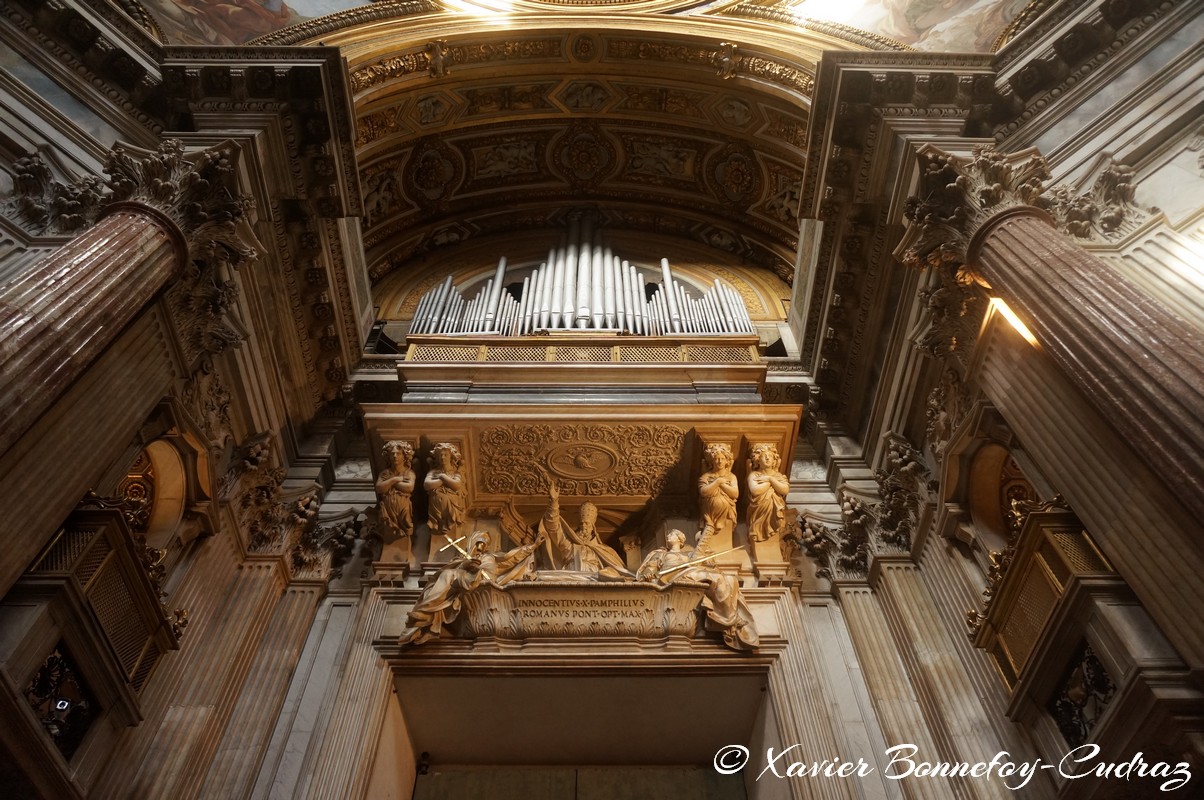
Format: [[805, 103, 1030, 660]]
[[247, 0, 440, 47]]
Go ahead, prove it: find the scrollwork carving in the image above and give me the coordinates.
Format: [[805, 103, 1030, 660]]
[[479, 424, 686, 496]]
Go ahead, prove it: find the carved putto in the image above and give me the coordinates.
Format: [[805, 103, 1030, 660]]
[[697, 443, 738, 553], [746, 443, 789, 543], [376, 440, 416, 542], [424, 442, 467, 539]]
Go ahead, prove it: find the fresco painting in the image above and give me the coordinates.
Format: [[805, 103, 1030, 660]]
[[135, 0, 361, 46], [131, 0, 1030, 52], [790, 0, 1032, 52]]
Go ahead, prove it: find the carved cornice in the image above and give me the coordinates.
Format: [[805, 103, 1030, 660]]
[[2, 0, 164, 131], [993, 0, 1185, 115]]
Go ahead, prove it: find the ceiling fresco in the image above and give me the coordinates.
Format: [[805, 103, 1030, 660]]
[[125, 0, 1036, 50]]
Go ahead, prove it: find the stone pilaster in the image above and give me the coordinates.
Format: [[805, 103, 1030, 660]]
[[872, 556, 1050, 799], [897, 145, 1204, 522], [296, 584, 398, 799], [199, 581, 324, 799], [0, 140, 257, 459], [836, 584, 959, 800]]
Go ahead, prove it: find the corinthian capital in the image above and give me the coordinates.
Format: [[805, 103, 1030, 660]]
[[104, 138, 258, 268], [897, 145, 1050, 280]]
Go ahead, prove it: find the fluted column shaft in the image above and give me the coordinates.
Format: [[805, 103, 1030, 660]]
[[871, 559, 1049, 799], [970, 208, 1204, 519], [0, 206, 184, 457], [201, 582, 323, 799], [837, 584, 961, 800]]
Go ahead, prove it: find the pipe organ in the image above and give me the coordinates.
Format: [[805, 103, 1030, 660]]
[[408, 222, 756, 337]]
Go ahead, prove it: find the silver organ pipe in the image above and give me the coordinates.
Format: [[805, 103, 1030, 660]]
[[406, 238, 757, 337], [563, 219, 578, 330], [537, 255, 551, 330], [550, 243, 565, 330], [606, 246, 616, 327]]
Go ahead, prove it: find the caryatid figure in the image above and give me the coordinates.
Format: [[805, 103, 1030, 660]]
[[376, 441, 416, 542], [746, 443, 789, 543], [425, 442, 467, 539], [697, 442, 738, 553]]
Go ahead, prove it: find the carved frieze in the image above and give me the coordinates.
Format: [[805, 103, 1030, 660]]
[[479, 424, 686, 497]]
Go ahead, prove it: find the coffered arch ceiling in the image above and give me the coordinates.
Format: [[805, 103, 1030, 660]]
[[304, 11, 858, 294]]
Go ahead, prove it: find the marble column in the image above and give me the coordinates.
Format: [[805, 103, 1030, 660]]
[[0, 139, 256, 458], [0, 206, 182, 457], [898, 146, 1204, 521]]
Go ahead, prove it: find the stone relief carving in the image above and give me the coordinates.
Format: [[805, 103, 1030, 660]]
[[560, 81, 609, 112], [873, 440, 929, 552], [291, 516, 360, 583], [625, 139, 696, 179], [426, 40, 450, 78], [924, 368, 970, 462], [746, 443, 789, 544], [405, 140, 463, 206], [178, 357, 233, 447], [900, 146, 1150, 278], [376, 441, 416, 542], [363, 168, 402, 227], [799, 496, 872, 582], [4, 153, 106, 235], [474, 140, 538, 179], [1039, 161, 1146, 241], [717, 98, 752, 128], [400, 526, 759, 651], [400, 530, 542, 644], [914, 258, 983, 359], [697, 443, 738, 553], [537, 483, 632, 578], [424, 442, 467, 539], [637, 529, 758, 651], [479, 423, 686, 497], [3, 140, 257, 368]]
